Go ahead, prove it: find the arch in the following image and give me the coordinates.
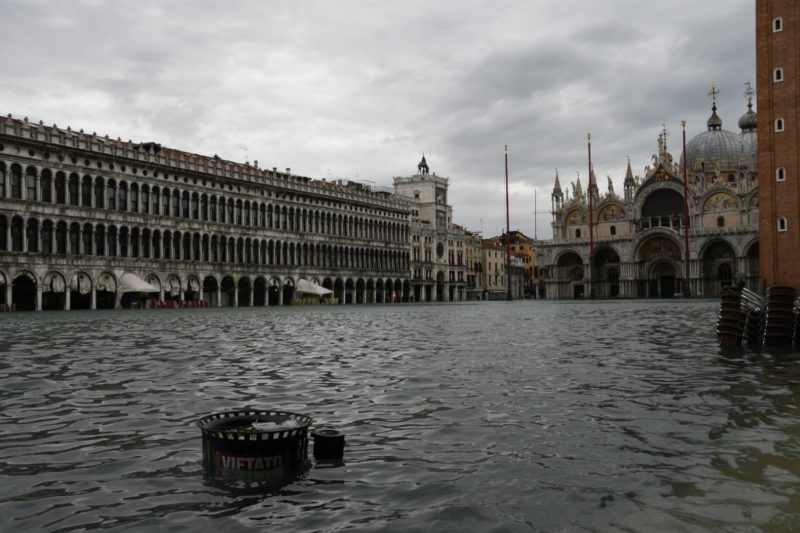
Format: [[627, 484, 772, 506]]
[[334, 278, 344, 304], [42, 271, 67, 310], [282, 277, 295, 306], [145, 273, 162, 293], [12, 270, 37, 311], [237, 277, 252, 307], [268, 277, 281, 306], [10, 215, 25, 252], [254, 276, 267, 306], [185, 274, 201, 301], [641, 189, 684, 219], [202, 275, 218, 307], [40, 169, 53, 203], [700, 239, 736, 297], [356, 278, 366, 304], [70, 271, 93, 310], [95, 271, 117, 309], [564, 208, 586, 225], [165, 274, 182, 301], [221, 275, 236, 307], [55, 171, 67, 204], [41, 219, 54, 255]]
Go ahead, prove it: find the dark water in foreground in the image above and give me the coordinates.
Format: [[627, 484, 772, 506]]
[[1, 301, 800, 532]]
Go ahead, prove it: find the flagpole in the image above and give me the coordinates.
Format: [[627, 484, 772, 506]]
[[681, 120, 691, 297], [505, 144, 512, 301], [587, 133, 594, 298]]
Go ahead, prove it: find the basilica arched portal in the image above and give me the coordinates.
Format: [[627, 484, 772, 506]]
[[635, 235, 682, 298]]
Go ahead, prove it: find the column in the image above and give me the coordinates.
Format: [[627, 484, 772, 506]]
[[34, 171, 40, 202], [217, 286, 222, 308], [21, 222, 27, 252], [35, 286, 42, 312], [278, 284, 283, 306], [90, 286, 96, 310], [65, 289, 71, 311], [234, 286, 239, 307], [159, 287, 164, 302], [179, 288, 184, 304], [114, 291, 122, 310], [199, 287, 204, 304], [249, 286, 254, 307], [50, 177, 55, 204], [6, 284, 11, 310]]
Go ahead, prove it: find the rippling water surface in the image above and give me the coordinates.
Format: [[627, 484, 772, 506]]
[[2, 300, 800, 532]]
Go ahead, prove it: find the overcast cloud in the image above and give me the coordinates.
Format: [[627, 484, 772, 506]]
[[2, 0, 755, 238]]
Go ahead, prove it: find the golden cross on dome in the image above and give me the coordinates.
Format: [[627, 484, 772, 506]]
[[743, 82, 755, 106], [708, 81, 720, 106]]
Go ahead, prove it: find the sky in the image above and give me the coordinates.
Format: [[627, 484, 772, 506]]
[[2, 0, 755, 239]]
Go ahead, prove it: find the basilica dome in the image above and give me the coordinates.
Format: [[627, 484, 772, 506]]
[[681, 104, 754, 173]]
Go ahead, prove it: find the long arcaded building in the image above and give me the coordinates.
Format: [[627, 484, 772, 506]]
[[0, 114, 412, 311]]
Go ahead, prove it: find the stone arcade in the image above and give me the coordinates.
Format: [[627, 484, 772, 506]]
[[0, 115, 412, 311]]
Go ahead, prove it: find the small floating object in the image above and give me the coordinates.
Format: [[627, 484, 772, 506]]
[[311, 428, 346, 460]]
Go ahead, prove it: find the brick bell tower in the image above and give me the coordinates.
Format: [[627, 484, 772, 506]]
[[757, 0, 800, 288]]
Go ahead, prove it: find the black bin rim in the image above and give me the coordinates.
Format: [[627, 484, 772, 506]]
[[197, 409, 314, 436]]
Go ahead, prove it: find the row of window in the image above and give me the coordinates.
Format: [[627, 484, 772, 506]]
[[574, 226, 617, 238], [0, 163, 410, 243], [0, 214, 409, 271]]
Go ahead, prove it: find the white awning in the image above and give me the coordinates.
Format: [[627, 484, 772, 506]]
[[119, 273, 160, 294], [295, 279, 333, 296]]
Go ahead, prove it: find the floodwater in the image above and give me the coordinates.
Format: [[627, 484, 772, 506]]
[[1, 301, 799, 532]]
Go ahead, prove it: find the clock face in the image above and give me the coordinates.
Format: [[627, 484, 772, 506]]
[[436, 242, 444, 258]]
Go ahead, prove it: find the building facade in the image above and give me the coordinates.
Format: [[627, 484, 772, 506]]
[[464, 230, 483, 300], [394, 156, 467, 302], [757, 0, 800, 288], [0, 114, 412, 311], [537, 96, 759, 299]]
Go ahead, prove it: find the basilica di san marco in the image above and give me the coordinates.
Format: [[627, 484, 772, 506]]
[[536, 88, 759, 300]]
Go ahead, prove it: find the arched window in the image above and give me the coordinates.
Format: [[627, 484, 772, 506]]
[[10, 165, 22, 199], [152, 186, 160, 215], [717, 216, 725, 227], [25, 167, 36, 201], [575, 228, 581, 239], [0, 162, 5, 198], [130, 184, 139, 213], [42, 220, 53, 254], [774, 67, 784, 82], [141, 185, 150, 214], [776, 118, 785, 132], [774, 17, 783, 32], [40, 170, 52, 203], [11, 216, 24, 251], [118, 182, 127, 211], [162, 187, 170, 215], [181, 191, 189, 218], [172, 190, 180, 217], [610, 225, 616, 236], [69, 223, 80, 255], [778, 217, 788, 232], [777, 167, 786, 181], [56, 221, 67, 254], [81, 176, 92, 206], [106, 179, 116, 210], [26, 219, 39, 252], [94, 177, 104, 208]]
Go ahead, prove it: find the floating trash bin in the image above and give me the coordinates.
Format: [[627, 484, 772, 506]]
[[198, 409, 313, 483], [312, 428, 346, 460]]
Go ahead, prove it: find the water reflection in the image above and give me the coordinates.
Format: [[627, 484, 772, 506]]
[[1, 302, 800, 531]]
